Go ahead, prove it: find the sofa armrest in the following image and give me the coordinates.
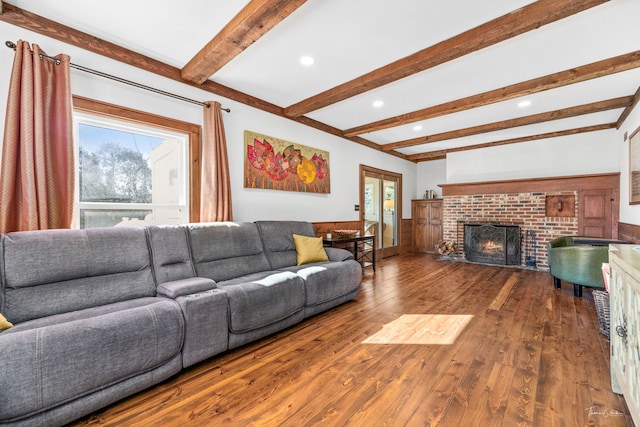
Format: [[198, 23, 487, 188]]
[[325, 247, 354, 262], [157, 277, 217, 299]]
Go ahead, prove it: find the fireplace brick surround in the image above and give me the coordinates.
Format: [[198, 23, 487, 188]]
[[442, 192, 577, 268], [439, 173, 622, 269]]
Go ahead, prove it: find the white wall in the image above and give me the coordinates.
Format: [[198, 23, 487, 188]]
[[2, 21, 634, 225], [446, 130, 620, 183], [416, 159, 446, 199], [617, 104, 640, 226], [0, 22, 417, 223]]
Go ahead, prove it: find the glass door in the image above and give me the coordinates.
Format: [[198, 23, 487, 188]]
[[360, 165, 401, 259]]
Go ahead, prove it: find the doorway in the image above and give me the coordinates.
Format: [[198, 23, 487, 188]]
[[360, 165, 402, 259]]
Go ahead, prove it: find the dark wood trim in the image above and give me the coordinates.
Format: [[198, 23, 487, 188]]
[[400, 218, 413, 254], [181, 0, 308, 83], [0, 3, 397, 160], [312, 221, 361, 237], [285, 0, 609, 118], [408, 124, 616, 162], [384, 97, 632, 151], [439, 173, 620, 196], [617, 86, 640, 129], [346, 51, 639, 137], [619, 222, 640, 244], [72, 95, 203, 222]]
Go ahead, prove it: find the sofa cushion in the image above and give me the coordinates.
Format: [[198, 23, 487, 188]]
[[280, 260, 362, 306], [187, 222, 272, 282], [1, 228, 155, 324], [293, 234, 328, 265], [216, 271, 305, 333], [0, 297, 184, 423], [255, 221, 317, 269], [146, 225, 195, 284]]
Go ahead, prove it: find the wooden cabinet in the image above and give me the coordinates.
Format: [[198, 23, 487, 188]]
[[609, 244, 640, 427], [412, 199, 443, 253]]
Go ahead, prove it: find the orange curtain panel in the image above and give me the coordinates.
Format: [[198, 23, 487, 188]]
[[0, 40, 75, 232], [200, 101, 233, 222]]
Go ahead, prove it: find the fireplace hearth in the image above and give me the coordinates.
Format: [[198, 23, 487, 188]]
[[464, 224, 521, 266]]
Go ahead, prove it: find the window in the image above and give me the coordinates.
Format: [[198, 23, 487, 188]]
[[73, 96, 202, 228]]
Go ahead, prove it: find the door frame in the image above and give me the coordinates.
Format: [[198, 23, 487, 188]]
[[359, 165, 402, 259]]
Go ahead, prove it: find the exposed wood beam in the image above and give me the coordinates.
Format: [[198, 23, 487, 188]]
[[617, 85, 640, 129], [0, 3, 282, 115], [383, 96, 632, 151], [284, 0, 609, 118], [0, 3, 398, 159], [407, 124, 617, 162], [181, 0, 307, 84], [344, 51, 640, 137]]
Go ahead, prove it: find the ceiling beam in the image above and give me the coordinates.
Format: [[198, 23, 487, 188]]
[[0, 3, 282, 114], [617, 85, 640, 129], [383, 96, 632, 151], [283, 0, 609, 118], [181, 0, 307, 84], [0, 3, 405, 160], [344, 51, 640, 137], [407, 124, 617, 162]]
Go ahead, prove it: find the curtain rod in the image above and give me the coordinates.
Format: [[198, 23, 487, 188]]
[[5, 41, 230, 112]]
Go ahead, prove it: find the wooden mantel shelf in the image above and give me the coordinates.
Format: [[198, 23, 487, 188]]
[[438, 172, 620, 196]]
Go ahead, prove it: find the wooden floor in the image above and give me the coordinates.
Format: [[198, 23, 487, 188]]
[[73, 254, 633, 426]]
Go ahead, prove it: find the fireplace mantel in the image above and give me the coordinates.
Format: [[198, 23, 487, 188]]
[[438, 173, 619, 196]]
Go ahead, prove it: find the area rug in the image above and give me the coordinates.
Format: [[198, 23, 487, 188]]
[[362, 314, 473, 345]]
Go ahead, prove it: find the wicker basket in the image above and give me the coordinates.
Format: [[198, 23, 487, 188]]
[[333, 229, 358, 239], [592, 290, 610, 339]]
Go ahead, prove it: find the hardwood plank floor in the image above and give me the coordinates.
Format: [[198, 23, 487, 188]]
[[72, 254, 633, 426]]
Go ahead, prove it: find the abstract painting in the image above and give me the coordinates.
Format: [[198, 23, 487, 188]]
[[244, 130, 330, 194]]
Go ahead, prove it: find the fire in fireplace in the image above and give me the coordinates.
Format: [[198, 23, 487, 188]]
[[464, 224, 521, 266]]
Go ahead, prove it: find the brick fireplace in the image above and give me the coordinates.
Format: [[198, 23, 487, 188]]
[[441, 192, 577, 268]]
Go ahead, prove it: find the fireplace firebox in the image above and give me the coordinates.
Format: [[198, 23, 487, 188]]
[[464, 224, 521, 266]]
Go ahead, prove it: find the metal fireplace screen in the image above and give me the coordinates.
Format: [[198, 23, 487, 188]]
[[464, 224, 521, 266]]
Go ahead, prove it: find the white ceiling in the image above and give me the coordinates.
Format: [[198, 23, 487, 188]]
[[5, 0, 640, 160]]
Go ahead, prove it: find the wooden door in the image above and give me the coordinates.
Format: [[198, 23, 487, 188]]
[[579, 188, 618, 238], [413, 201, 428, 252], [426, 201, 443, 250], [413, 200, 443, 253]]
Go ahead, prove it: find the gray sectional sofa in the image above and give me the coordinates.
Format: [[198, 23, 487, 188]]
[[0, 221, 362, 427]]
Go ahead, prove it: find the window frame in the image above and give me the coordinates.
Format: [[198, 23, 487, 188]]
[[72, 95, 202, 224]]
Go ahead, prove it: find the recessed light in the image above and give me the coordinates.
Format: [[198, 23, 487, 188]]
[[518, 100, 532, 108], [372, 100, 384, 108], [300, 56, 315, 66], [413, 125, 423, 131]]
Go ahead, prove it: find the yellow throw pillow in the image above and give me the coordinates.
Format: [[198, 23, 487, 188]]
[[293, 234, 329, 265], [0, 313, 13, 331]]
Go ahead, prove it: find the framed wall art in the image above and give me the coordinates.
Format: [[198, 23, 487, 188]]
[[630, 126, 640, 205], [244, 130, 330, 194]]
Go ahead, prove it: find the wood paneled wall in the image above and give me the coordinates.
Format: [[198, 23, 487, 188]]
[[312, 220, 413, 254], [619, 222, 640, 244], [312, 221, 361, 237]]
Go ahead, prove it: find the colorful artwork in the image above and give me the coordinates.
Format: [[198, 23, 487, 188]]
[[244, 130, 330, 194]]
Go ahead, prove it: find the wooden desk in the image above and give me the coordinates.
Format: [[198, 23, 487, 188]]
[[323, 235, 375, 271]]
